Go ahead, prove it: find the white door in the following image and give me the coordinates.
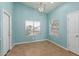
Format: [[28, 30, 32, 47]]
[[67, 11, 79, 55], [2, 11, 10, 55]]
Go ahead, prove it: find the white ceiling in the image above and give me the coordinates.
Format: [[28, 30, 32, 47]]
[[22, 2, 65, 13]]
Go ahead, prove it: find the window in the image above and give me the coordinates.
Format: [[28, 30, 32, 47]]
[[33, 21, 40, 35], [25, 21, 40, 36], [25, 21, 33, 36], [50, 18, 59, 36]]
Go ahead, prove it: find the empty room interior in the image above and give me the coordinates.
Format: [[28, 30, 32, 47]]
[[0, 2, 79, 56]]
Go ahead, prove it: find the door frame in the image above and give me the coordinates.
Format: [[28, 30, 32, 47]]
[[67, 14, 69, 50], [67, 12, 75, 52], [67, 11, 75, 50], [67, 11, 79, 55], [1, 9, 12, 55]]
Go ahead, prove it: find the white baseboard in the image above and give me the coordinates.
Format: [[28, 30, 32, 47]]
[[8, 39, 79, 55], [68, 48, 79, 55], [11, 44, 15, 49], [12, 39, 79, 55], [47, 40, 79, 55], [47, 40, 68, 50], [13, 39, 68, 50], [2, 39, 79, 56], [13, 39, 48, 46]]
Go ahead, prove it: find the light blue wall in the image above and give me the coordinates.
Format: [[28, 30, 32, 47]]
[[12, 3, 48, 44], [0, 2, 13, 55], [48, 2, 79, 48], [0, 2, 13, 38], [0, 2, 13, 13]]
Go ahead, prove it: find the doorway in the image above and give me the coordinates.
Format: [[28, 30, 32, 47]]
[[1, 9, 12, 55], [67, 11, 79, 55]]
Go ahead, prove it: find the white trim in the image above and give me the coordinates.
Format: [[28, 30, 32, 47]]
[[48, 40, 68, 50], [69, 49, 79, 55], [7, 39, 79, 55], [67, 10, 79, 50], [13, 39, 68, 50], [0, 39, 1, 55], [67, 15, 70, 51], [0, 9, 3, 56], [4, 38, 79, 55], [3, 9, 12, 50], [10, 39, 48, 55], [13, 39, 48, 46], [1, 9, 12, 56], [67, 12, 79, 55]]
